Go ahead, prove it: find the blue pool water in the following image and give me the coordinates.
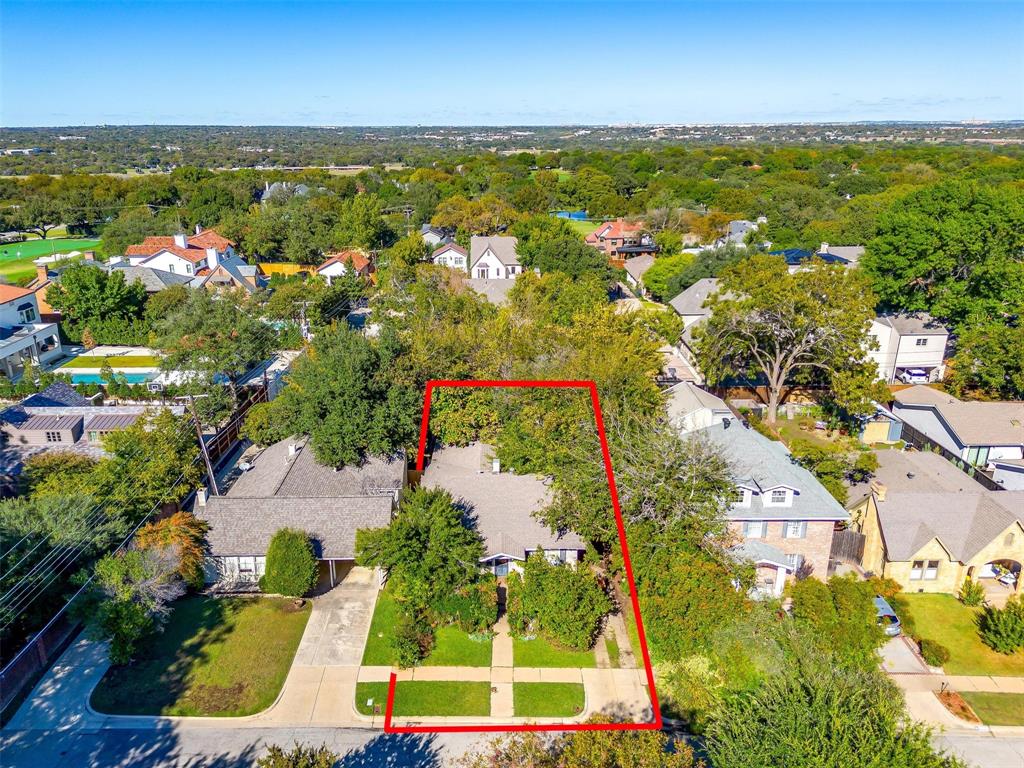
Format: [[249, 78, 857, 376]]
[[552, 210, 589, 221], [71, 372, 155, 385]]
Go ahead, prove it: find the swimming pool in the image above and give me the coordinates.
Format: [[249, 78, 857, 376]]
[[70, 372, 155, 385]]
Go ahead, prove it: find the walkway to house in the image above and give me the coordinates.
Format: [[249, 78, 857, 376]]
[[888, 670, 1024, 735]]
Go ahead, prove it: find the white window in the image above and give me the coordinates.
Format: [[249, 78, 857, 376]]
[[88, 430, 98, 442], [742, 520, 765, 539], [910, 560, 924, 580], [45, 431, 62, 443], [915, 338, 928, 347], [237, 556, 256, 575], [785, 553, 804, 571], [19, 307, 36, 323], [784, 521, 807, 539], [477, 267, 489, 279], [924, 560, 939, 580], [771, 489, 788, 504], [168, 263, 175, 273], [186, 264, 193, 274]]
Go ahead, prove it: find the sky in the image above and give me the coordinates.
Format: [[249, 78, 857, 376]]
[[1, 0, 1022, 126]]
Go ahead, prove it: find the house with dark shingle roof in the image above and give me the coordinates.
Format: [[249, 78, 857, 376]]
[[194, 436, 404, 588], [850, 449, 1024, 594], [420, 443, 585, 576]]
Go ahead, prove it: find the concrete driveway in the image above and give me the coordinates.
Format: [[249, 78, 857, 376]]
[[292, 566, 378, 667], [880, 636, 929, 674]]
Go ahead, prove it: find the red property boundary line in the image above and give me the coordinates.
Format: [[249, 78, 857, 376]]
[[384, 379, 663, 734]]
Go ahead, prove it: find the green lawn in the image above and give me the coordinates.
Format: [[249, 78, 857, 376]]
[[355, 681, 490, 717], [514, 682, 585, 718], [0, 238, 101, 261], [960, 692, 1024, 726], [605, 637, 621, 669], [566, 218, 601, 237], [361, 589, 492, 667], [60, 355, 160, 369], [90, 596, 310, 717], [513, 635, 596, 668], [895, 593, 1024, 676]]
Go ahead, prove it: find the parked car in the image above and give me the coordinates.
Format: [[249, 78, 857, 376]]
[[874, 595, 902, 636], [898, 368, 929, 384]]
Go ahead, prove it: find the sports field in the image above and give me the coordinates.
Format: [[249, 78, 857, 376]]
[[0, 238, 101, 284]]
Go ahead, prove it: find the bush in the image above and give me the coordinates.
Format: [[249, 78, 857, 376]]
[[868, 576, 902, 601], [516, 553, 612, 651], [262, 528, 318, 597], [432, 579, 497, 633], [958, 577, 985, 607], [241, 401, 290, 447], [256, 742, 338, 768], [392, 608, 434, 668], [980, 596, 1024, 654], [918, 639, 951, 667]]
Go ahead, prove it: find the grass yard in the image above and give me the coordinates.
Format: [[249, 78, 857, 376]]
[[361, 589, 492, 667], [513, 635, 596, 668], [605, 636, 621, 668], [513, 682, 585, 718], [959, 692, 1024, 726], [895, 593, 1024, 676], [0, 238, 101, 285], [90, 595, 310, 717], [355, 681, 490, 717], [60, 355, 160, 369], [566, 218, 601, 237]]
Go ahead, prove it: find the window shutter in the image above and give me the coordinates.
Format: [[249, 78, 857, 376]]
[[799, 521, 808, 539]]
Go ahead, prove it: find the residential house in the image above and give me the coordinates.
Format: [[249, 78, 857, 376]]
[[125, 228, 236, 277], [585, 219, 656, 261], [714, 219, 759, 249], [818, 243, 865, 266], [867, 313, 949, 384], [992, 459, 1024, 491], [421, 442, 586, 575], [420, 224, 453, 248], [190, 258, 266, 294], [431, 242, 469, 271], [667, 278, 720, 383], [0, 382, 185, 484], [768, 248, 853, 272], [260, 181, 310, 204], [469, 236, 522, 280], [666, 382, 731, 434], [694, 418, 849, 597], [194, 436, 405, 589], [850, 449, 1024, 594], [104, 263, 194, 294], [891, 385, 1024, 469], [623, 254, 656, 297], [0, 287, 63, 382], [315, 249, 373, 285], [465, 278, 515, 306]]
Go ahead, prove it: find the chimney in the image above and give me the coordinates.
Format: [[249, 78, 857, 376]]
[[173, 233, 188, 248], [197, 487, 209, 507], [870, 481, 887, 502], [820, 242, 829, 254], [35, 264, 48, 284], [83, 251, 95, 261], [206, 247, 219, 269], [195, 224, 203, 235]]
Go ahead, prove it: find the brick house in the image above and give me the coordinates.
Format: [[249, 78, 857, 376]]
[[585, 219, 657, 263], [694, 418, 849, 598]]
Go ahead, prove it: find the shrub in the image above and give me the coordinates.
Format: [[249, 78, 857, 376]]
[[432, 579, 497, 633], [918, 639, 951, 667], [256, 743, 338, 768], [980, 596, 1024, 654], [958, 577, 985, 607], [392, 608, 434, 668], [868, 576, 902, 601], [505, 571, 530, 635], [241, 401, 290, 447], [517, 552, 612, 651], [263, 528, 318, 597]]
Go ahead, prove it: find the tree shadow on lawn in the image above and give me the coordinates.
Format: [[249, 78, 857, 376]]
[[339, 733, 444, 767]]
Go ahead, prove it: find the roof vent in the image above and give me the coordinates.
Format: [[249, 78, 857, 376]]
[[723, 417, 731, 430], [287, 443, 299, 459]]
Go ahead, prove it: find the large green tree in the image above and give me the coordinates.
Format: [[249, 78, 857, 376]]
[[862, 181, 1024, 325], [45, 263, 147, 324], [693, 253, 878, 423]]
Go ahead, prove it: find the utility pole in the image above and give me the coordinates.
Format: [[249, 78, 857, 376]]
[[178, 394, 219, 496]]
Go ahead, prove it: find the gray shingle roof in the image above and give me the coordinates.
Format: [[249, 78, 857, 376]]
[[624, 254, 656, 283], [664, 382, 729, 424], [421, 443, 585, 560], [875, 312, 948, 336], [893, 387, 1024, 446], [197, 495, 393, 559], [21, 382, 91, 408], [465, 278, 515, 305], [469, 236, 520, 268], [106, 264, 193, 292], [669, 278, 718, 317], [695, 421, 849, 521], [731, 539, 791, 568], [225, 437, 405, 499]]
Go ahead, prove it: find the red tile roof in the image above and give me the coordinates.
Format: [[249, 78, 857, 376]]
[[585, 218, 645, 244], [0, 284, 35, 304], [318, 249, 371, 273], [125, 229, 233, 262]]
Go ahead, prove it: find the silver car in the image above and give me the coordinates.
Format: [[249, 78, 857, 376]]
[[874, 595, 902, 637]]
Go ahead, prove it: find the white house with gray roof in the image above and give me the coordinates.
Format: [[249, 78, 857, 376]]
[[421, 442, 585, 576], [892, 385, 1024, 469], [469, 236, 522, 280], [695, 418, 849, 597], [195, 436, 405, 589], [867, 313, 949, 383]]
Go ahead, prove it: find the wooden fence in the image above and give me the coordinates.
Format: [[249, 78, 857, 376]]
[[830, 529, 866, 566]]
